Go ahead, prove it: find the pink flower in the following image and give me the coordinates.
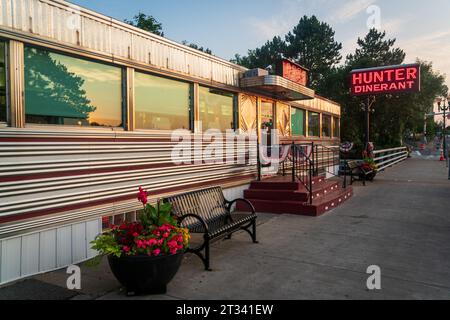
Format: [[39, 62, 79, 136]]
[[122, 246, 130, 253], [152, 249, 161, 256], [137, 187, 148, 205], [148, 238, 157, 246], [136, 240, 146, 248], [170, 248, 178, 255], [167, 240, 178, 249], [163, 232, 170, 238], [132, 232, 139, 237]]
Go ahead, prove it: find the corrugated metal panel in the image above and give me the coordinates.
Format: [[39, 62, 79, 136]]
[[56, 226, 72, 268], [71, 222, 86, 263], [0, 218, 102, 284], [0, 237, 21, 282], [294, 96, 341, 116], [0, 0, 14, 28], [1, 0, 245, 86], [0, 129, 257, 221], [86, 219, 100, 258], [39, 229, 56, 271], [20, 233, 39, 276]]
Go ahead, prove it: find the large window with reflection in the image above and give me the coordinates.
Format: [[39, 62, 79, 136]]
[[135, 72, 191, 130], [24, 46, 123, 127], [0, 41, 6, 123], [199, 86, 235, 131], [291, 107, 305, 136], [308, 111, 320, 137], [322, 114, 331, 137]]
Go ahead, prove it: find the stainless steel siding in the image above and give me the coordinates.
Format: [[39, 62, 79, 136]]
[[0, 130, 257, 223], [1, 0, 244, 86]]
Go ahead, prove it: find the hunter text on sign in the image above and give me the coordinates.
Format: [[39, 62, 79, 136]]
[[350, 64, 421, 96]]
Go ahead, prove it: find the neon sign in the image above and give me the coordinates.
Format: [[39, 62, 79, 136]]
[[350, 64, 420, 96]]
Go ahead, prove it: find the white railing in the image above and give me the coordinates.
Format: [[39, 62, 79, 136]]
[[373, 147, 408, 171]]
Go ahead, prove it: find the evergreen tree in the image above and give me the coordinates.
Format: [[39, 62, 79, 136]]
[[125, 12, 164, 37], [285, 15, 342, 89]]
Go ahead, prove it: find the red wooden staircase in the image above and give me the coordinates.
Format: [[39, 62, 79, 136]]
[[237, 143, 353, 216], [237, 175, 353, 216]]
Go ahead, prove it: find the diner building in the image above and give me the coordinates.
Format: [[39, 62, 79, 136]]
[[0, 0, 341, 284]]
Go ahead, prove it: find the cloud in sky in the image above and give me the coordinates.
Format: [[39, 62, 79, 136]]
[[330, 0, 377, 22]]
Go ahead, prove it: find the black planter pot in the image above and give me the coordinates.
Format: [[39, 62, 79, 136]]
[[108, 253, 183, 296]]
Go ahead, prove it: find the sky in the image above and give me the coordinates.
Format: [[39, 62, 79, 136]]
[[69, 0, 450, 90]]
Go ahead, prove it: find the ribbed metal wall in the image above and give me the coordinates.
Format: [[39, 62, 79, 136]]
[[0, 0, 245, 87], [0, 128, 257, 237]]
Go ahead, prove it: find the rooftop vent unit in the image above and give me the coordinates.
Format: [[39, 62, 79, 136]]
[[243, 68, 269, 78]]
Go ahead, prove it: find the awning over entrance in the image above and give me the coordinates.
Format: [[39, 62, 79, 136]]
[[240, 75, 315, 101]]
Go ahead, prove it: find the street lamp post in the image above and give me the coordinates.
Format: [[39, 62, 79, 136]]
[[437, 97, 450, 179]]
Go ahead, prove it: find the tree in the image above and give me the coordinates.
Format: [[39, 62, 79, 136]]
[[25, 48, 96, 125], [231, 36, 286, 73], [285, 15, 342, 89], [182, 41, 212, 55], [125, 12, 164, 37], [346, 29, 405, 67], [231, 16, 342, 91]]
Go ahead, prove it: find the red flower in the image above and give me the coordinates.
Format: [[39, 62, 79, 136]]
[[137, 187, 148, 205], [152, 248, 161, 256]]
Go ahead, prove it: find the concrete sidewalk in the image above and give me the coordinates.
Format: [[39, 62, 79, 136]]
[[1, 158, 449, 300]]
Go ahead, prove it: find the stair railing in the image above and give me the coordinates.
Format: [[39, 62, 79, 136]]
[[313, 144, 346, 187], [291, 142, 315, 205]]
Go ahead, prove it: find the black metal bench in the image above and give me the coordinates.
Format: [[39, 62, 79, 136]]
[[166, 186, 257, 271], [341, 160, 373, 186]]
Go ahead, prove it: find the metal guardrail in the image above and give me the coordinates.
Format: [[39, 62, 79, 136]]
[[373, 147, 408, 171]]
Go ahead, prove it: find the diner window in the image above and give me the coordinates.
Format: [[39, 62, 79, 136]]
[[0, 41, 6, 123], [135, 72, 191, 131], [24, 46, 123, 127], [333, 117, 340, 138], [291, 107, 305, 136], [308, 111, 320, 137], [322, 114, 331, 137], [199, 86, 235, 132]]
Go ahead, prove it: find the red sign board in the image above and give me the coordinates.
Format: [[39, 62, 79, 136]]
[[350, 64, 420, 96], [277, 59, 308, 86]]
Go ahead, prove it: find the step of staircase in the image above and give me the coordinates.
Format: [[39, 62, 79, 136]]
[[249, 175, 327, 191], [244, 180, 340, 202], [237, 176, 353, 217]]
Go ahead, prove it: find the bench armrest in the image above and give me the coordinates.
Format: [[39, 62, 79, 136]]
[[178, 213, 209, 234], [225, 198, 256, 215]]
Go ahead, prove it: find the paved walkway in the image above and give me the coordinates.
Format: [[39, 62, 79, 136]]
[[1, 158, 450, 300]]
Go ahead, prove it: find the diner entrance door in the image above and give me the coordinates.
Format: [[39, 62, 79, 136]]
[[260, 100, 275, 158]]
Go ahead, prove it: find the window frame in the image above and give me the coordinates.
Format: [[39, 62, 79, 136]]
[[133, 69, 194, 132], [332, 116, 340, 138], [307, 110, 320, 137], [290, 106, 306, 137], [321, 113, 332, 138], [198, 84, 237, 132], [22, 44, 126, 131]]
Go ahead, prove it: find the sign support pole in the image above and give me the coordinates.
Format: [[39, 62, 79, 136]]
[[365, 96, 376, 153]]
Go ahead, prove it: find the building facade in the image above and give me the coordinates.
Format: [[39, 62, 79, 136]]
[[0, 0, 341, 284]]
